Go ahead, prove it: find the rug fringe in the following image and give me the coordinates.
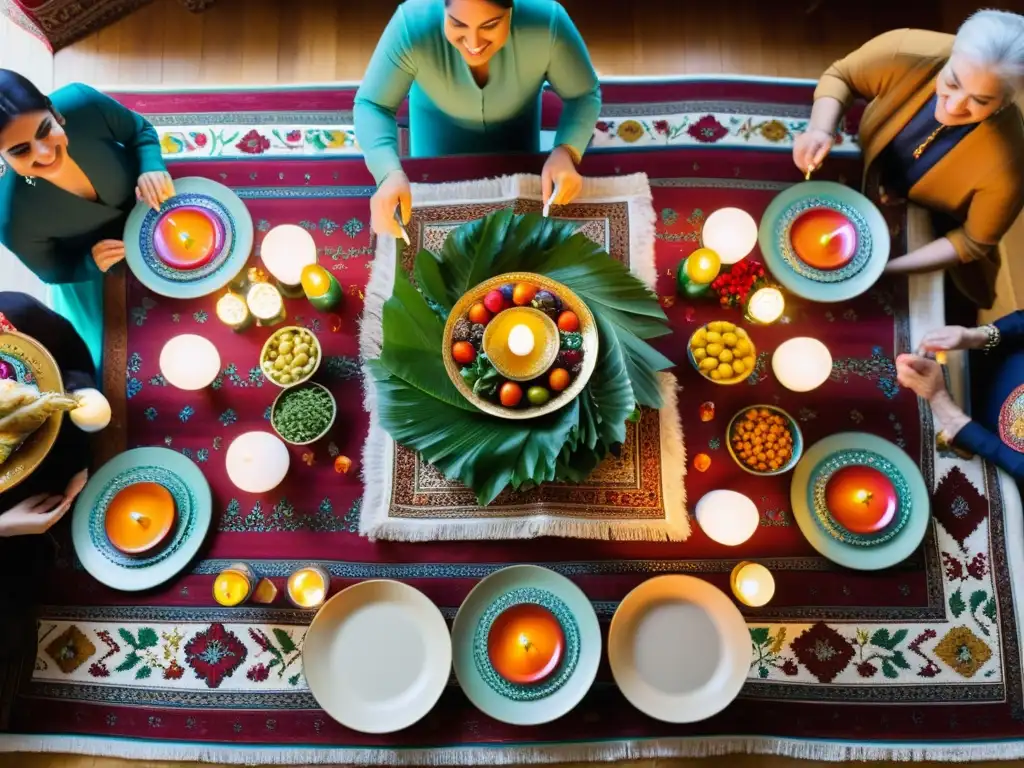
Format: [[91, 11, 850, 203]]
[[656, 372, 689, 539]]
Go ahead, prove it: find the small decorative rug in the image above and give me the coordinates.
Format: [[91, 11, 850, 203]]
[[359, 173, 688, 542]]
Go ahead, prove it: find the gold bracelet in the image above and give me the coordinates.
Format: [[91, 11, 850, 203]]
[[980, 324, 1001, 351]]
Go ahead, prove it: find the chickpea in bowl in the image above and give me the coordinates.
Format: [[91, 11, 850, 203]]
[[260, 326, 322, 388]]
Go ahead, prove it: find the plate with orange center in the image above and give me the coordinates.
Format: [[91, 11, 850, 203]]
[[124, 176, 254, 299]]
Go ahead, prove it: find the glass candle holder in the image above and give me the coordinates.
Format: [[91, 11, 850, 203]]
[[214, 562, 256, 607], [730, 561, 775, 607], [745, 286, 785, 325], [287, 565, 330, 610], [216, 292, 252, 332]]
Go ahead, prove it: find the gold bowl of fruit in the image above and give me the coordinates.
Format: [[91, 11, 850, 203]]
[[726, 405, 803, 476], [442, 272, 597, 420], [687, 320, 756, 385]]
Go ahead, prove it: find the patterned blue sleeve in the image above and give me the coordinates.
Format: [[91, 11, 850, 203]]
[[953, 421, 1024, 481]]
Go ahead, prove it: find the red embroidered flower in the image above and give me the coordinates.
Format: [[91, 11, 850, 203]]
[[790, 622, 854, 683], [856, 661, 878, 678], [967, 553, 989, 580], [236, 129, 271, 155], [185, 623, 248, 689], [286, 130, 302, 143], [595, 121, 610, 133], [247, 663, 270, 682], [687, 115, 728, 143], [780, 659, 799, 676], [653, 119, 670, 135], [164, 661, 185, 680], [88, 662, 110, 678], [192, 133, 208, 148]]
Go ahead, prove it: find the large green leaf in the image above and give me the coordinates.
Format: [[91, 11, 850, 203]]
[[412, 250, 450, 311]]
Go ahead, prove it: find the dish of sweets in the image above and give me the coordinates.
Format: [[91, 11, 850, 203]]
[[443, 273, 598, 420], [260, 326, 322, 388], [726, 405, 803, 476], [687, 320, 757, 385]]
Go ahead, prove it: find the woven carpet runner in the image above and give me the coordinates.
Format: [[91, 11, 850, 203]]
[[0, 80, 1020, 764]]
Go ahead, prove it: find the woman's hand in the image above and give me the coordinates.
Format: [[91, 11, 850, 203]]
[[792, 128, 834, 175], [895, 353, 947, 401], [0, 471, 86, 537], [541, 146, 583, 209], [92, 240, 125, 273], [920, 325, 989, 353], [370, 171, 412, 239], [136, 171, 175, 211]]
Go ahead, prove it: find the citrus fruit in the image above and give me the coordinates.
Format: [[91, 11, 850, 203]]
[[557, 311, 579, 332], [549, 368, 571, 391], [499, 382, 523, 407], [512, 283, 538, 305], [468, 303, 491, 324], [527, 386, 550, 405], [452, 341, 476, 364]]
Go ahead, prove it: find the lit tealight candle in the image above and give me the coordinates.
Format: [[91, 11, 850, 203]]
[[216, 292, 252, 332], [487, 603, 565, 684], [159, 334, 221, 390], [104, 482, 177, 556], [507, 324, 535, 357], [772, 337, 833, 393], [261, 224, 318, 296], [746, 286, 785, 325], [213, 562, 256, 607], [225, 431, 291, 494], [730, 561, 776, 607], [246, 282, 286, 327], [286, 565, 330, 609]]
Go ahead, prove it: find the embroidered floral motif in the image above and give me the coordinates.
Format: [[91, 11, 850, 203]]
[[196, 449, 209, 464], [219, 409, 238, 427], [219, 496, 349, 533], [143, 407, 158, 421], [126, 378, 142, 399], [127, 352, 142, 374], [179, 406, 195, 423], [947, 587, 996, 636], [830, 346, 898, 399], [87, 630, 121, 678], [323, 355, 360, 380], [318, 218, 338, 236], [687, 115, 728, 143], [932, 466, 988, 551], [148, 374, 167, 387], [342, 498, 361, 534], [750, 627, 798, 678], [45, 626, 96, 674], [851, 628, 911, 679], [256, 219, 271, 232], [933, 626, 992, 678], [184, 623, 247, 689], [193, 311, 208, 324], [790, 622, 855, 683], [236, 129, 271, 155], [998, 383, 1024, 453], [708, 437, 721, 450], [246, 628, 303, 686]]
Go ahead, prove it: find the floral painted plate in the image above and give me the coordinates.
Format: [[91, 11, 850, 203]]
[[790, 432, 929, 570], [758, 181, 890, 303], [72, 447, 211, 591], [124, 177, 254, 299], [451, 564, 600, 726], [0, 331, 63, 494]]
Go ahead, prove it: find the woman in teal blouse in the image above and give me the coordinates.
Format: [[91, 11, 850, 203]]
[[355, 0, 602, 237], [0, 70, 174, 372]]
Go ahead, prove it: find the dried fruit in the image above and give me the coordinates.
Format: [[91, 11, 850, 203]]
[[251, 578, 278, 605], [694, 453, 712, 472], [556, 349, 583, 368], [468, 323, 485, 346], [451, 317, 473, 342]]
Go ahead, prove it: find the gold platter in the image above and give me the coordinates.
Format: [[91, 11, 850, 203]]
[[0, 331, 65, 493], [442, 272, 598, 421]]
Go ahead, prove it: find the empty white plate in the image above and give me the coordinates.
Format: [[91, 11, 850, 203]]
[[301, 580, 451, 733], [608, 575, 750, 723]]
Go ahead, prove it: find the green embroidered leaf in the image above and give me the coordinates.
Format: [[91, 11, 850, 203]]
[[757, 666, 769, 679], [891, 650, 911, 670], [969, 589, 988, 614], [949, 588, 966, 618], [118, 628, 138, 649], [749, 627, 771, 646], [268, 658, 281, 670], [135, 665, 152, 680], [288, 673, 301, 686], [136, 628, 159, 650], [870, 628, 895, 649], [273, 629, 298, 654], [881, 659, 898, 679], [115, 652, 140, 672], [983, 597, 997, 623], [888, 629, 908, 648]]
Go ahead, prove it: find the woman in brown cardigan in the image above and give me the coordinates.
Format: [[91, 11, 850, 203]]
[[793, 10, 1024, 318]]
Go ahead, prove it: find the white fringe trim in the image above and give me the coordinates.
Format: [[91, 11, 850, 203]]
[[5, 732, 1024, 765]]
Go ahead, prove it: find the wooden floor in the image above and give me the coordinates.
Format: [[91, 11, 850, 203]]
[[3, 0, 1024, 766]]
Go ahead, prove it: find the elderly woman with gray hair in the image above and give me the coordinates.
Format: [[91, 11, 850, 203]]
[[793, 10, 1024, 322]]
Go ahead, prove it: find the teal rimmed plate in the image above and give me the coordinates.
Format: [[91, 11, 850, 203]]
[[72, 447, 211, 591], [758, 181, 890, 303], [791, 433, 929, 570], [124, 177, 254, 299], [452, 564, 600, 726]]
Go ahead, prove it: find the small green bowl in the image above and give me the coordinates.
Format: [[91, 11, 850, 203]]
[[260, 325, 323, 389], [270, 382, 337, 446], [726, 404, 803, 476]]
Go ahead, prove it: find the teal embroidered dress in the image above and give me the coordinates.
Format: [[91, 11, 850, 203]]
[[0, 83, 166, 373], [354, 0, 602, 184]]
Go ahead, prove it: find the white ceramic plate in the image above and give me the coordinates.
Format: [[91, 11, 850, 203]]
[[302, 580, 451, 733], [608, 575, 750, 723]]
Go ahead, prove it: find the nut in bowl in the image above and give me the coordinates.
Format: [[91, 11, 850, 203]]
[[260, 326, 322, 388], [271, 382, 337, 445], [442, 272, 598, 420], [688, 320, 756, 385], [727, 405, 803, 476]]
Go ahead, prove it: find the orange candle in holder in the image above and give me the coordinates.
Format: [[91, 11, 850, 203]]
[[287, 565, 329, 610], [487, 604, 565, 684], [825, 465, 898, 534], [104, 483, 177, 556], [153, 207, 222, 271], [790, 208, 858, 271]]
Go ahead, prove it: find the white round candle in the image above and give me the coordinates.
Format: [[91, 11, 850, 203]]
[[772, 337, 833, 393], [225, 432, 290, 494], [701, 207, 758, 264], [695, 489, 760, 546], [159, 335, 221, 391], [747, 286, 785, 324], [730, 562, 775, 607], [507, 324, 535, 357], [69, 387, 111, 432], [261, 224, 317, 286]]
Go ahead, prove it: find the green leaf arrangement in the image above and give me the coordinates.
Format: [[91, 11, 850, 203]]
[[367, 209, 673, 505]]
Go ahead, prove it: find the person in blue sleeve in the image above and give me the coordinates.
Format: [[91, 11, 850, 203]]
[[896, 312, 1024, 482], [0, 70, 174, 374], [354, 0, 602, 238]]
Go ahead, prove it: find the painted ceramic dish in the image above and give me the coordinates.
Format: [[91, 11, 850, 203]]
[[124, 177, 254, 299], [452, 564, 600, 725], [687, 320, 757, 385], [72, 448, 211, 591], [726, 405, 803, 476], [103, 481, 178, 556], [0, 331, 63, 494], [302, 580, 451, 734], [259, 326, 322, 388], [442, 273, 598, 421], [791, 432, 929, 570], [758, 181, 890, 302], [608, 574, 750, 723]]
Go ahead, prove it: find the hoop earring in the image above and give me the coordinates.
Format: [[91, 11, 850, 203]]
[[24, 176, 36, 186]]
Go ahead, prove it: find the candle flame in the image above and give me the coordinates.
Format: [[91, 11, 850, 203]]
[[855, 489, 873, 506], [739, 578, 760, 598], [129, 511, 151, 528], [518, 633, 535, 653]]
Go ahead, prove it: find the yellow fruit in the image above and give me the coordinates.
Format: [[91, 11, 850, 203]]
[[735, 339, 751, 356], [743, 355, 755, 369], [706, 342, 723, 358], [719, 349, 734, 363], [722, 332, 738, 347], [708, 321, 724, 333], [732, 359, 746, 375], [718, 363, 734, 378], [721, 321, 736, 332], [693, 348, 707, 361], [699, 357, 718, 372], [691, 330, 707, 347], [710, 369, 722, 380], [705, 331, 722, 344], [736, 327, 748, 339]]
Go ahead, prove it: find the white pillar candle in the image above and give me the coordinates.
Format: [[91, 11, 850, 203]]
[[695, 489, 760, 546], [260, 224, 317, 287], [701, 207, 758, 264], [159, 335, 221, 391], [772, 337, 833, 393], [69, 387, 111, 432], [730, 561, 776, 607], [225, 431, 290, 494], [507, 324, 535, 357]]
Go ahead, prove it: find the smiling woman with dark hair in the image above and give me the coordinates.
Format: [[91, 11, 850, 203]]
[[0, 70, 175, 373], [355, 0, 601, 240]]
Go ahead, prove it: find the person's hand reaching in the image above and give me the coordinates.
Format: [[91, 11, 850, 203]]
[[0, 469, 89, 537], [370, 171, 412, 238]]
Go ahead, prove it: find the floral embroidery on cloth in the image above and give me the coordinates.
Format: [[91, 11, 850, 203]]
[[998, 383, 1024, 453], [0, 312, 16, 332]]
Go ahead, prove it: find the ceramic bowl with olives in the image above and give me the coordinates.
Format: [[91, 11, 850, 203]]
[[260, 326, 322, 388]]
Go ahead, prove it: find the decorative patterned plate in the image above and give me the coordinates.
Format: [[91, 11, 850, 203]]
[[0, 331, 63, 494], [302, 580, 451, 734], [124, 177, 254, 299], [451, 564, 600, 725], [72, 448, 211, 591], [442, 272, 598, 421], [608, 574, 750, 723], [790, 432, 929, 570], [758, 181, 890, 303]]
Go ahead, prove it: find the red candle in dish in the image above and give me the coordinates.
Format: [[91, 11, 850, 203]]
[[153, 207, 223, 270], [825, 465, 898, 534], [487, 604, 565, 684], [790, 208, 858, 271]]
